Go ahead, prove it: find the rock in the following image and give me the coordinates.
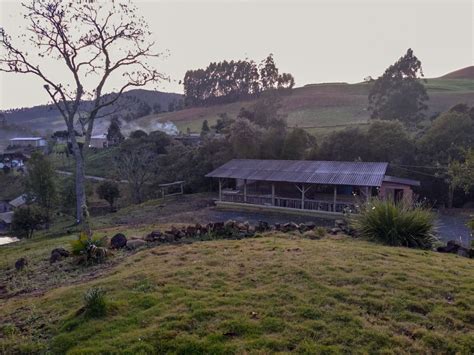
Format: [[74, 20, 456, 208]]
[[305, 222, 316, 230], [111, 233, 127, 249], [255, 220, 270, 233], [335, 219, 346, 227], [329, 228, 340, 235], [437, 240, 472, 258], [298, 223, 308, 232], [50, 248, 70, 264], [144, 230, 162, 242], [15, 258, 27, 271], [282, 222, 299, 232], [126, 239, 146, 250]]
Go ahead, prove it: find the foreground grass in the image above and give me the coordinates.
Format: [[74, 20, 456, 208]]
[[1, 234, 473, 354]]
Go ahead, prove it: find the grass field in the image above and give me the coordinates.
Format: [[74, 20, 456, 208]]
[[1, 222, 473, 353], [134, 78, 474, 137], [11, 77, 474, 139]]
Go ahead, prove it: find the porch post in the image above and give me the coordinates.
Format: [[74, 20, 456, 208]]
[[333, 185, 337, 212], [301, 184, 305, 210], [244, 179, 247, 203], [218, 178, 222, 201], [365, 186, 370, 202], [271, 183, 275, 206]]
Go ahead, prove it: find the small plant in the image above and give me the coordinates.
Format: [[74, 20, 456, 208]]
[[83, 287, 107, 318], [351, 199, 437, 249], [315, 226, 327, 238], [70, 232, 109, 264]]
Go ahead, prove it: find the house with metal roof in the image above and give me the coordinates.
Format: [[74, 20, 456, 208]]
[[206, 159, 420, 216]]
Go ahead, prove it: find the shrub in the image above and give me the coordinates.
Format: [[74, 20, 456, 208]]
[[11, 206, 47, 239], [315, 226, 327, 238], [70, 232, 105, 256], [83, 287, 107, 318], [351, 199, 437, 249], [96, 181, 120, 211]]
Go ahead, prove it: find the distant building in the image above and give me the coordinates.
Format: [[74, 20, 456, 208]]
[[9, 137, 47, 148], [9, 194, 27, 209], [0, 201, 12, 213], [0, 211, 13, 233], [89, 134, 109, 149]]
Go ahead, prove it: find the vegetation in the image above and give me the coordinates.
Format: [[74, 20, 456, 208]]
[[183, 54, 294, 107], [368, 48, 428, 126], [83, 287, 107, 319], [25, 152, 57, 222], [1, 234, 473, 353], [11, 206, 47, 239], [0, 0, 164, 230], [96, 181, 121, 212], [351, 199, 437, 249]]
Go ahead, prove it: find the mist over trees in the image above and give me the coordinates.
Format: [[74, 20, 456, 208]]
[[183, 54, 295, 107]]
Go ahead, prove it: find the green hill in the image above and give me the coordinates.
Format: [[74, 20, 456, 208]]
[[1, 223, 473, 353], [134, 78, 474, 137]]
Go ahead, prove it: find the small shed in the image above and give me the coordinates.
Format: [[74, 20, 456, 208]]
[[89, 134, 108, 149], [9, 137, 46, 148]]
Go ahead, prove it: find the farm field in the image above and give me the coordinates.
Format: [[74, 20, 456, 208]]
[[134, 78, 474, 137]]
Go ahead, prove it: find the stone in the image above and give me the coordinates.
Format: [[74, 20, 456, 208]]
[[15, 257, 27, 271], [329, 228, 340, 235], [50, 248, 70, 264], [144, 230, 162, 242], [305, 222, 316, 230], [335, 219, 346, 227], [255, 220, 270, 233], [110, 233, 127, 249], [126, 239, 146, 250], [437, 240, 473, 258]]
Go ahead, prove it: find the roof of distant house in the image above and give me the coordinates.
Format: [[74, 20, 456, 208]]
[[10, 137, 44, 141], [91, 134, 107, 139], [0, 211, 14, 224], [206, 159, 390, 187], [9, 194, 27, 208]]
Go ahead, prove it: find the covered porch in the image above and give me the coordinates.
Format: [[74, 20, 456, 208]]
[[217, 179, 370, 214], [206, 159, 420, 216]]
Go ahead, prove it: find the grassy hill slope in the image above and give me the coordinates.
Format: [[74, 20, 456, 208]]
[[440, 66, 474, 80], [136, 78, 474, 137], [1, 230, 473, 353]]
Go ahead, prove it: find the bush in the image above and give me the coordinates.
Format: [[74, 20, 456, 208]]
[[11, 206, 47, 239], [70, 232, 106, 256], [96, 181, 120, 211], [351, 199, 437, 249], [83, 287, 107, 318]]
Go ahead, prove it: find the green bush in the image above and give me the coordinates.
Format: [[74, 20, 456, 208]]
[[350, 199, 437, 249], [70, 232, 105, 256], [83, 287, 107, 318], [11, 205, 47, 239]]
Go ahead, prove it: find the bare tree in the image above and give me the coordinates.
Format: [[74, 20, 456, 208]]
[[0, 0, 164, 232], [114, 146, 157, 204]]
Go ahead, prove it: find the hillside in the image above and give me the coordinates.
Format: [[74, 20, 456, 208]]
[[440, 66, 474, 80], [1, 223, 473, 353], [3, 74, 474, 139], [135, 78, 474, 137], [2, 89, 182, 134]]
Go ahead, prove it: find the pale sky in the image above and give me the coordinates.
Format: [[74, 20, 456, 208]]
[[0, 0, 472, 110]]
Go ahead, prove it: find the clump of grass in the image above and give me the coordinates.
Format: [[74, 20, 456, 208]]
[[83, 287, 107, 318], [70, 232, 105, 256], [351, 199, 437, 249]]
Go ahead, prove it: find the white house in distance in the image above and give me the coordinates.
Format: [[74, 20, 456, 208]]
[[89, 134, 109, 149], [9, 137, 47, 148]]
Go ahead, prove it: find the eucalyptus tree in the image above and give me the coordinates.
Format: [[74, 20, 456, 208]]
[[0, 0, 164, 231]]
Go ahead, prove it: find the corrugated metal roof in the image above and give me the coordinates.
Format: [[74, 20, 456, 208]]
[[383, 175, 420, 187], [206, 159, 389, 187]]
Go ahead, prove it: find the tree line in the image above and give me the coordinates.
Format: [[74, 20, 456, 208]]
[[183, 54, 295, 107]]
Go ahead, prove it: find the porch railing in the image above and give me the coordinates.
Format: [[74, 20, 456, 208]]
[[221, 193, 357, 213]]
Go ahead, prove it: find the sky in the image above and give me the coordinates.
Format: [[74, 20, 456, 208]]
[[0, 0, 472, 110]]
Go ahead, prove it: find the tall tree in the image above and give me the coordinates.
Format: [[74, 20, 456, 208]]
[[368, 48, 428, 126], [25, 152, 57, 224], [0, 0, 164, 231], [107, 117, 125, 145]]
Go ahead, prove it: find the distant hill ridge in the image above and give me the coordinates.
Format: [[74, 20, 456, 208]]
[[440, 66, 474, 80]]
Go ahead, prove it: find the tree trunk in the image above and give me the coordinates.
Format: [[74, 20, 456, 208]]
[[447, 184, 454, 209]]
